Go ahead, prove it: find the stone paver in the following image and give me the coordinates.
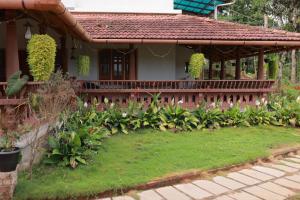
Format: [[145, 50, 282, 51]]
[[214, 195, 235, 200], [274, 178, 300, 190], [286, 157, 300, 164], [258, 182, 295, 197], [213, 176, 245, 190], [252, 166, 285, 177], [243, 186, 286, 200], [112, 196, 135, 200], [156, 186, 191, 200], [138, 189, 164, 200], [228, 191, 262, 200], [104, 153, 300, 200], [269, 164, 299, 173], [280, 160, 300, 169], [175, 183, 212, 199], [193, 180, 230, 195], [285, 174, 300, 183], [239, 169, 274, 181], [227, 172, 261, 185]]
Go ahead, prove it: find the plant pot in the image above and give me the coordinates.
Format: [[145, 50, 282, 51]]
[[0, 148, 20, 172]]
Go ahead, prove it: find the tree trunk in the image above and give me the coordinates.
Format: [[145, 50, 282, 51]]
[[278, 52, 286, 90], [291, 50, 297, 83]]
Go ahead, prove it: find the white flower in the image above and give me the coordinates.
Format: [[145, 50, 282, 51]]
[[229, 102, 234, 108], [297, 96, 300, 103], [261, 97, 266, 103], [211, 102, 216, 108], [110, 103, 115, 108], [264, 100, 268, 106], [255, 100, 260, 106], [104, 98, 109, 104], [122, 112, 127, 118], [84, 102, 88, 108], [177, 99, 184, 105]]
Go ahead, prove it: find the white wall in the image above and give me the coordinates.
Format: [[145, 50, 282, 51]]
[[137, 44, 176, 80], [62, 0, 181, 13]]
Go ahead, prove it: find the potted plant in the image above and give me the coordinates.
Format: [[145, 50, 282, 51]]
[[0, 130, 20, 172]]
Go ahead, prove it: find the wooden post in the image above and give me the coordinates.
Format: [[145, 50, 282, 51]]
[[220, 58, 226, 80], [60, 37, 68, 74], [257, 48, 265, 80], [5, 11, 19, 80], [235, 48, 241, 80], [129, 44, 137, 80]]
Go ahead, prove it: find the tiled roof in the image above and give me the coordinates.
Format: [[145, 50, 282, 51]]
[[72, 12, 300, 41]]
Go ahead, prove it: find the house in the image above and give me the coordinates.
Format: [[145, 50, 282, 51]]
[[0, 0, 300, 110]]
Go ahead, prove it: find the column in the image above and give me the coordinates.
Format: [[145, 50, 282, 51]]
[[257, 48, 264, 80], [235, 48, 241, 80], [220, 58, 226, 80], [5, 11, 19, 80], [129, 45, 137, 80]]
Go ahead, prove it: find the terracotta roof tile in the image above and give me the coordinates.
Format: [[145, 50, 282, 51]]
[[72, 12, 300, 41]]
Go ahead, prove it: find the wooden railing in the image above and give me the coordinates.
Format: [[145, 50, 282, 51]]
[[0, 82, 43, 129], [77, 80, 276, 109]]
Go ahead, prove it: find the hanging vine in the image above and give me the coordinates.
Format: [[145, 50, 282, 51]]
[[76, 55, 90, 77], [188, 53, 205, 79], [267, 54, 279, 80]]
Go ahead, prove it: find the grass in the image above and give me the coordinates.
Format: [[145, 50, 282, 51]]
[[15, 126, 300, 200]]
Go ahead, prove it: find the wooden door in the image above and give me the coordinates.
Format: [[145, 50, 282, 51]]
[[99, 49, 131, 80]]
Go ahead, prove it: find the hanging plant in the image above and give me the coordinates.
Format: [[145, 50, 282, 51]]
[[188, 53, 205, 79], [76, 55, 90, 77], [27, 34, 57, 81], [267, 55, 279, 80]]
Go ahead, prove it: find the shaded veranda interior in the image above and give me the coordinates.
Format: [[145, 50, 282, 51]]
[[1, 0, 300, 120]]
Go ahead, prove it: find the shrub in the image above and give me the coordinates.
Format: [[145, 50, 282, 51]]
[[27, 34, 57, 81], [188, 53, 205, 79], [159, 104, 198, 131], [76, 55, 90, 76]]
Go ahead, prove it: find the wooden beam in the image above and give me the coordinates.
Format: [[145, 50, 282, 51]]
[[257, 48, 265, 80]]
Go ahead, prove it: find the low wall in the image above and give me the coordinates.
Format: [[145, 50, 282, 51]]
[[15, 122, 61, 171]]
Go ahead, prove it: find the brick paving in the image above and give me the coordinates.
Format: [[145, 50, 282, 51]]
[[96, 154, 300, 200]]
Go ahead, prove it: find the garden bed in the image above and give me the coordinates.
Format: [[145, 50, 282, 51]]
[[15, 126, 300, 200]]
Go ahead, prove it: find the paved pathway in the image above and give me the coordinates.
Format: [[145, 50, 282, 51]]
[[97, 154, 300, 200]]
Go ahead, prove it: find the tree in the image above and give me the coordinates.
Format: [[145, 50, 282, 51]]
[[266, 0, 300, 83]]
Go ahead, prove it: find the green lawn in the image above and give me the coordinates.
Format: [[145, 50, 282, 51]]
[[15, 126, 300, 200]]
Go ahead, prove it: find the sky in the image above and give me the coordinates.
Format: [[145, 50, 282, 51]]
[[61, 0, 181, 13]]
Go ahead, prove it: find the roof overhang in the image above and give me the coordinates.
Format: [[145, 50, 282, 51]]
[[0, 0, 92, 41]]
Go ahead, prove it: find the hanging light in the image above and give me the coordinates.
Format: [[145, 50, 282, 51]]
[[24, 22, 32, 40]]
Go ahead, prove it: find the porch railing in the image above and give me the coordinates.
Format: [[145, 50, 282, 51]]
[[0, 82, 43, 128], [77, 80, 276, 109]]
